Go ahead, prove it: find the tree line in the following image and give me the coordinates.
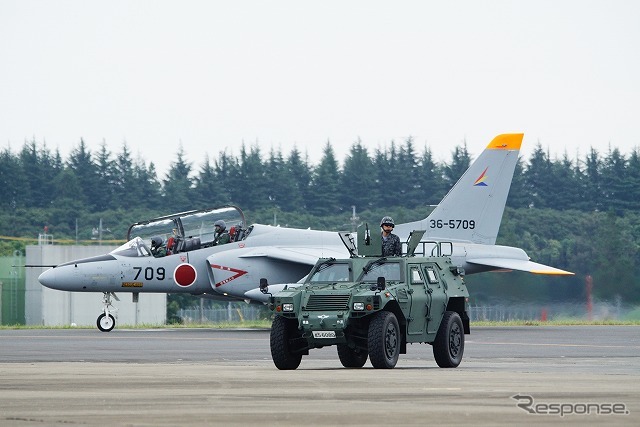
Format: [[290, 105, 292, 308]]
[[1, 137, 640, 305], [3, 137, 640, 217]]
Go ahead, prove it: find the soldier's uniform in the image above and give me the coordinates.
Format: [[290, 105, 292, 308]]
[[382, 233, 402, 256]]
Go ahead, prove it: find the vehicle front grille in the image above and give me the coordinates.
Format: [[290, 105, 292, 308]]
[[304, 294, 350, 311]]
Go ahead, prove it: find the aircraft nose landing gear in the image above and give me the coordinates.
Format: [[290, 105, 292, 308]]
[[97, 292, 119, 332]]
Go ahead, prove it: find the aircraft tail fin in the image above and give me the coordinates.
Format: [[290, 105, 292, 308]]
[[396, 133, 523, 245]]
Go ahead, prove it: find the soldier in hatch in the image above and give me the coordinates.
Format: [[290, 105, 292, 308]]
[[213, 220, 231, 245], [380, 216, 401, 256]]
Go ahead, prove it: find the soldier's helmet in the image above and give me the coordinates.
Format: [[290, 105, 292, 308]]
[[214, 220, 227, 231], [380, 216, 395, 227], [151, 236, 163, 248]]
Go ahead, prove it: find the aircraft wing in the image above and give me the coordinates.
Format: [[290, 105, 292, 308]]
[[466, 258, 574, 275], [237, 246, 348, 265]]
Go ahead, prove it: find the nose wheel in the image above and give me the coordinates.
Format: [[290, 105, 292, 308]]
[[97, 313, 116, 332], [97, 292, 119, 332]]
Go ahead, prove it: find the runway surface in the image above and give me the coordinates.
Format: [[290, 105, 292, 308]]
[[0, 326, 638, 425]]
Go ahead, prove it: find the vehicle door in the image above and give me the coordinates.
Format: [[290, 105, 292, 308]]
[[407, 264, 429, 336], [423, 265, 446, 334]]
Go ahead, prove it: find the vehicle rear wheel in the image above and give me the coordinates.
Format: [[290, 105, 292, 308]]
[[368, 311, 400, 369], [270, 316, 303, 370], [337, 344, 368, 368], [433, 311, 464, 368], [97, 313, 115, 332]]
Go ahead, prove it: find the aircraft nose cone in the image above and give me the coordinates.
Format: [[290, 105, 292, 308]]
[[38, 268, 58, 290]]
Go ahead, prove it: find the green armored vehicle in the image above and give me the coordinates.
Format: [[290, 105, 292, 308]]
[[261, 226, 470, 370]]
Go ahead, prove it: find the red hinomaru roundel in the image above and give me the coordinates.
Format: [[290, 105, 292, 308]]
[[174, 263, 197, 287]]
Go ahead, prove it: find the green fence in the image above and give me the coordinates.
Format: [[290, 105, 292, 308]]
[[0, 252, 25, 325]]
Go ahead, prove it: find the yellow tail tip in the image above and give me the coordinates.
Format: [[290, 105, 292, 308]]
[[487, 133, 524, 150]]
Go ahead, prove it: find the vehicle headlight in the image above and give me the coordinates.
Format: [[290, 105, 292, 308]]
[[282, 303, 294, 312], [353, 302, 365, 311]]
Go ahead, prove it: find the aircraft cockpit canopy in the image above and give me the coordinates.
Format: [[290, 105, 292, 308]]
[[125, 205, 248, 255], [110, 236, 152, 258]]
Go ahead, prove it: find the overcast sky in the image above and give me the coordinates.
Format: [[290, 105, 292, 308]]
[[1, 1, 639, 177]]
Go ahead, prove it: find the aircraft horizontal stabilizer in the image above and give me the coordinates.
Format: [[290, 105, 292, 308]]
[[467, 258, 574, 275], [238, 246, 347, 265]]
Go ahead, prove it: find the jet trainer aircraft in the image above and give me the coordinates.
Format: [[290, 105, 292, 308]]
[[38, 133, 572, 331]]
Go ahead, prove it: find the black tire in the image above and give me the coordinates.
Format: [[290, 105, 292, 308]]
[[270, 316, 303, 370], [368, 311, 400, 369], [337, 344, 368, 368], [433, 311, 464, 368], [97, 313, 115, 332]]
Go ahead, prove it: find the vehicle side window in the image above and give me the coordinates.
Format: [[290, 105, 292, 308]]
[[424, 267, 439, 285], [410, 267, 424, 285]]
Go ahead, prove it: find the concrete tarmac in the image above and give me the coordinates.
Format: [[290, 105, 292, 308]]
[[0, 326, 638, 426]]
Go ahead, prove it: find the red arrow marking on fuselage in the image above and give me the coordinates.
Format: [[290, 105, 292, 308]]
[[210, 264, 248, 287]]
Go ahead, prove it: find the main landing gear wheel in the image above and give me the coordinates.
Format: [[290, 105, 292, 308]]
[[97, 313, 115, 332]]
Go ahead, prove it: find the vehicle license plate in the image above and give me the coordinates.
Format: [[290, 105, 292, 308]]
[[312, 331, 336, 338]]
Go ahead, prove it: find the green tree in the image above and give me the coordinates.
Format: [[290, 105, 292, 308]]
[[309, 141, 341, 216], [506, 157, 529, 208], [48, 168, 87, 235], [372, 142, 398, 207], [340, 139, 375, 211], [582, 147, 603, 211], [626, 148, 640, 212], [0, 147, 27, 210], [442, 142, 471, 191], [264, 148, 307, 213], [416, 145, 445, 206], [19, 139, 59, 208], [193, 155, 219, 209], [162, 146, 194, 208], [93, 142, 116, 211], [112, 143, 137, 208], [286, 146, 312, 211], [601, 147, 631, 212], [212, 150, 240, 205], [134, 159, 162, 210], [67, 138, 97, 208], [396, 137, 422, 208], [591, 211, 638, 301], [236, 144, 268, 210], [546, 153, 581, 210], [523, 143, 553, 208]]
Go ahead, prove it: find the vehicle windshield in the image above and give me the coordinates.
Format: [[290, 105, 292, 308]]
[[110, 237, 152, 258], [359, 262, 401, 282], [308, 263, 351, 283]]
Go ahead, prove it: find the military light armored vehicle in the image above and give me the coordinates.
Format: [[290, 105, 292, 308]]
[[261, 225, 470, 370]]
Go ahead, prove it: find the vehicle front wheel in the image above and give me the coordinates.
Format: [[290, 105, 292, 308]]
[[433, 311, 464, 368], [270, 316, 303, 370], [97, 313, 115, 332], [337, 344, 368, 368], [368, 311, 400, 369]]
